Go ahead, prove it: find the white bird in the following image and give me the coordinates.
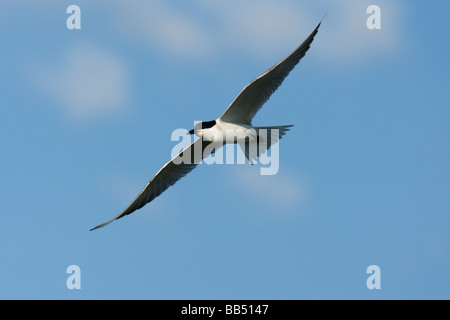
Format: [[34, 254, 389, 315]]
[[90, 21, 322, 230]]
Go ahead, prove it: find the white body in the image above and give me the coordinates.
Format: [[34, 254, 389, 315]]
[[193, 119, 256, 144]]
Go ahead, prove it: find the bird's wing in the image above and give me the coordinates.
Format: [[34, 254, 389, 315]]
[[90, 138, 214, 230], [219, 22, 321, 125]]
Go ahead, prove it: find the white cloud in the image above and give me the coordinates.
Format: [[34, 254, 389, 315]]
[[191, 0, 313, 59], [231, 165, 307, 209], [112, 0, 401, 63], [3, 1, 403, 66], [114, 0, 213, 60], [36, 44, 129, 120]]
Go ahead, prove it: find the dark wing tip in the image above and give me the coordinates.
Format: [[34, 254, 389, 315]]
[[89, 219, 114, 231], [312, 15, 325, 35]]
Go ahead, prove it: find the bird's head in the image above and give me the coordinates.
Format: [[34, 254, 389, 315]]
[[188, 120, 216, 136]]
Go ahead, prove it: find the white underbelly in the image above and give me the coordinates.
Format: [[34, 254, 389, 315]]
[[217, 120, 256, 144]]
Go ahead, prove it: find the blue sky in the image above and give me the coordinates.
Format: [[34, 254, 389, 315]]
[[1, 0, 449, 299]]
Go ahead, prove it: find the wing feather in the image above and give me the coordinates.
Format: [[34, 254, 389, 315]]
[[90, 138, 213, 230], [219, 22, 321, 125]]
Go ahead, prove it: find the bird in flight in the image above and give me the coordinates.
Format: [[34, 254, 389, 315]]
[[90, 21, 322, 230]]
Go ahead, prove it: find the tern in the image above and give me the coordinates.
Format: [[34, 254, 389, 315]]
[[91, 21, 322, 230]]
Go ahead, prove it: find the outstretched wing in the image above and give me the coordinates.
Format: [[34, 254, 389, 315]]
[[219, 22, 322, 125], [90, 138, 214, 230]]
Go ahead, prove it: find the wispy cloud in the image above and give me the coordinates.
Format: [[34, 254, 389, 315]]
[[112, 0, 401, 63], [114, 0, 213, 60], [12, 0, 401, 124], [231, 165, 307, 210], [34, 44, 129, 120]]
